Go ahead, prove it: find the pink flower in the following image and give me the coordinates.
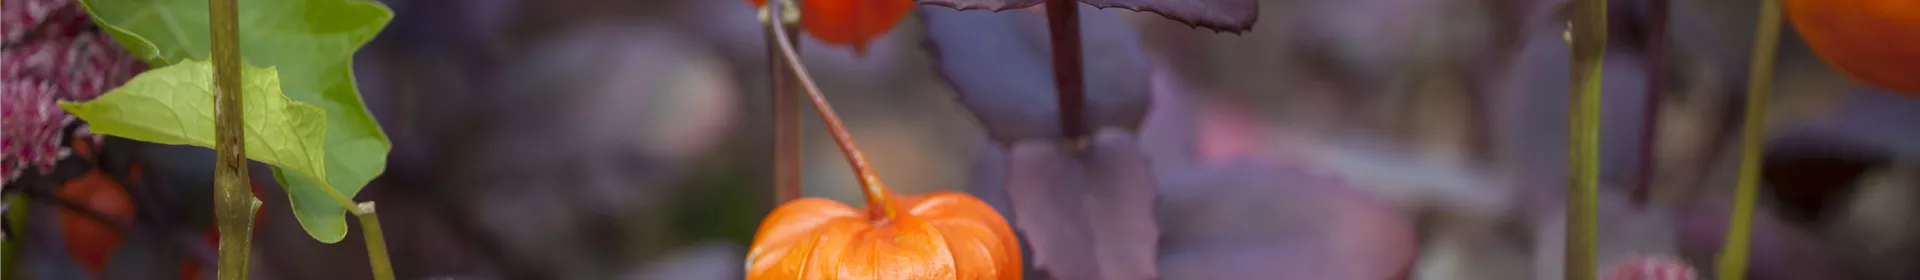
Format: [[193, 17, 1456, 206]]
[[1605, 255, 1698, 280], [2, 0, 148, 189]]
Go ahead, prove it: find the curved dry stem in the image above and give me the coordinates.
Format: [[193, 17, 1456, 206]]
[[1715, 0, 1782, 278], [765, 2, 897, 221]]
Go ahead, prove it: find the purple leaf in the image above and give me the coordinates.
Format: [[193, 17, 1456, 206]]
[[920, 5, 1151, 144], [1675, 200, 1860, 280], [917, 0, 1257, 32], [1002, 128, 1160, 279], [1155, 160, 1420, 280]]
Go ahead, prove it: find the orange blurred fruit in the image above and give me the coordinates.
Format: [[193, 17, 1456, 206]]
[[747, 0, 913, 53], [57, 168, 136, 275], [1788, 0, 1920, 95]]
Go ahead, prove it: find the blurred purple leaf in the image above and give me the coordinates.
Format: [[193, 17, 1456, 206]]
[[1676, 200, 1860, 280], [619, 242, 743, 280], [1002, 128, 1159, 279], [917, 0, 1256, 32], [1155, 160, 1420, 280], [920, 5, 1151, 144]]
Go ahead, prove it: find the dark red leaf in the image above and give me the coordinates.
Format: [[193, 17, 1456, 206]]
[[1002, 128, 1159, 279], [919, 5, 1151, 144], [1076, 0, 1256, 33], [917, 0, 1257, 32]]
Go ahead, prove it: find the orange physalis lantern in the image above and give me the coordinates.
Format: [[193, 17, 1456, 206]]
[[746, 189, 1024, 279], [748, 0, 914, 52], [1787, 0, 1920, 95]]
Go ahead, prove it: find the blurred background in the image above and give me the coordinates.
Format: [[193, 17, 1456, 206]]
[[7, 0, 1920, 279]]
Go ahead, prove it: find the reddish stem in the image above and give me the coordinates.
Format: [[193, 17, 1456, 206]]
[[766, 2, 803, 204], [766, 6, 897, 220], [1046, 0, 1087, 140], [1632, 0, 1668, 208]]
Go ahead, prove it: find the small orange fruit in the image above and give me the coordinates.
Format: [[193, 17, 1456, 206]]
[[746, 191, 1023, 279], [747, 0, 914, 53]]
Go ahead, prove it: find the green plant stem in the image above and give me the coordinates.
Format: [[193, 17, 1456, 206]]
[[1716, 0, 1781, 278], [357, 202, 395, 280], [767, 9, 897, 220], [207, 0, 258, 278], [3, 193, 22, 279], [762, 0, 802, 204], [1567, 0, 1607, 278]]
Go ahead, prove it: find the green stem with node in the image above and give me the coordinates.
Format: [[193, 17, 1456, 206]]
[[206, 0, 397, 279], [309, 172, 394, 280], [207, 0, 258, 278]]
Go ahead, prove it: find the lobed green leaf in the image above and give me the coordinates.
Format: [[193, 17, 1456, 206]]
[[77, 0, 394, 243]]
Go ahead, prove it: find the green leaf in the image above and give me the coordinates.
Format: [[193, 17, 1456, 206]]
[[77, 0, 394, 243], [61, 60, 331, 201]]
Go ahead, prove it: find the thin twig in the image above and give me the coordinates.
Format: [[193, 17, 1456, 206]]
[[1631, 0, 1669, 208], [1046, 0, 1086, 141], [767, 7, 897, 220], [1715, 0, 1781, 278], [762, 1, 803, 204], [1567, 0, 1608, 278]]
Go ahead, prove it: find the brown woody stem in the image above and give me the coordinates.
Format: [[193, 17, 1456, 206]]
[[763, 0, 803, 204], [1046, 0, 1086, 141], [766, 1, 896, 220]]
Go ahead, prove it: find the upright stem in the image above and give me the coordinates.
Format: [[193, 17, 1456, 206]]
[[767, 5, 895, 220], [1045, 0, 1086, 141], [764, 0, 803, 204], [357, 203, 394, 280], [3, 193, 21, 277], [1632, 0, 1670, 208], [1716, 0, 1781, 278], [207, 0, 259, 278], [1567, 0, 1608, 278]]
